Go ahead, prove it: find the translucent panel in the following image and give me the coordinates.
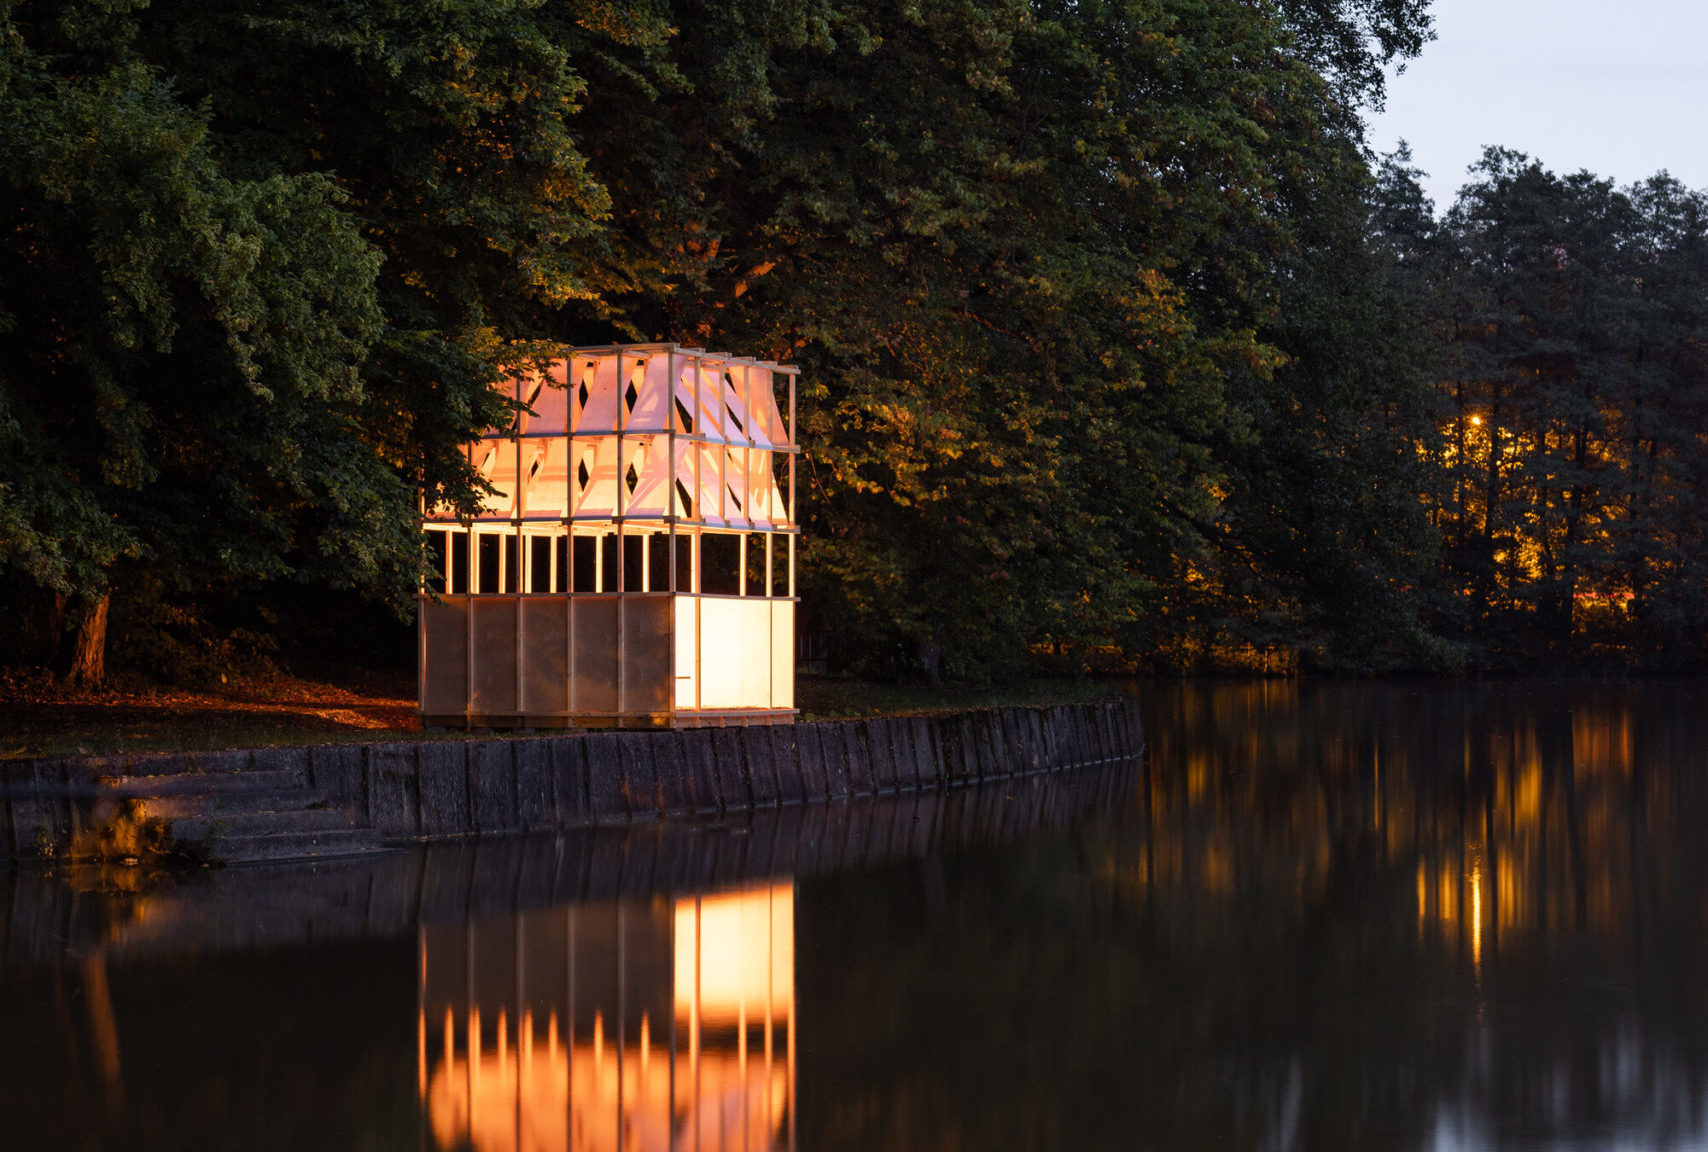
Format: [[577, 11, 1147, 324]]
[[770, 599, 794, 708], [678, 441, 734, 527], [570, 354, 622, 435], [420, 597, 468, 715], [516, 362, 570, 436], [746, 366, 786, 449], [626, 352, 674, 431], [723, 446, 750, 527], [738, 597, 773, 707], [674, 596, 697, 708], [470, 439, 521, 520], [684, 359, 729, 442], [570, 437, 621, 519], [697, 597, 774, 710], [621, 595, 672, 716], [697, 597, 746, 709], [621, 435, 674, 518], [470, 597, 518, 714], [745, 448, 781, 529], [673, 363, 703, 434], [519, 596, 568, 714], [570, 597, 619, 712], [720, 366, 753, 445], [516, 437, 573, 519]]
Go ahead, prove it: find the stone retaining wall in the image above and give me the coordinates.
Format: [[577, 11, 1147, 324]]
[[0, 698, 1142, 859]]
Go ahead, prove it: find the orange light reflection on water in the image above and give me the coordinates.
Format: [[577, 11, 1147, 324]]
[[419, 883, 794, 1152]]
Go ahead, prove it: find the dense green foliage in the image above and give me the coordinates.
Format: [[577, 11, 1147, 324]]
[[659, 0, 1445, 677], [2, 0, 1454, 684], [29, 0, 1708, 681], [0, 0, 391, 677], [1414, 150, 1708, 670]]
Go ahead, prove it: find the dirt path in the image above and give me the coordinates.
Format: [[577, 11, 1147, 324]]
[[0, 671, 418, 760]]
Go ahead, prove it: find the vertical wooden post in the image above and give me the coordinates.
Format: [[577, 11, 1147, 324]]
[[621, 346, 635, 728], [668, 346, 678, 727], [465, 519, 476, 726], [567, 358, 578, 727], [513, 372, 524, 722], [788, 368, 796, 531]]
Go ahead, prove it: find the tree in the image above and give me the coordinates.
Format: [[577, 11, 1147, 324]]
[[1, 0, 1448, 685], [649, 0, 1439, 675], [0, 0, 384, 683], [1427, 150, 1708, 668], [1202, 141, 1451, 672]]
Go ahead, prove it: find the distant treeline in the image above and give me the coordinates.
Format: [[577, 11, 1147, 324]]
[[2, 0, 1701, 684]]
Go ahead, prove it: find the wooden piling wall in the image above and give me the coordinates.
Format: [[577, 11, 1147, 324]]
[[0, 698, 1142, 860]]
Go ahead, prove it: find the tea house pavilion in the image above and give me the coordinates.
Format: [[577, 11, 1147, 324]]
[[419, 344, 797, 728]]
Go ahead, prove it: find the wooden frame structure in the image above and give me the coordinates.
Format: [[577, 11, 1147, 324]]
[[419, 344, 798, 728]]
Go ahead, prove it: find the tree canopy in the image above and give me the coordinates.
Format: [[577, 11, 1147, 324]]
[[1416, 150, 1708, 670], [34, 0, 1704, 683]]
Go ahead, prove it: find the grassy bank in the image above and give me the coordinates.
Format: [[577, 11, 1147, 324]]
[[0, 669, 1125, 761]]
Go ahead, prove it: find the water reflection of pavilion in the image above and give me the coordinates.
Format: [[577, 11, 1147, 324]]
[[419, 883, 794, 1152]]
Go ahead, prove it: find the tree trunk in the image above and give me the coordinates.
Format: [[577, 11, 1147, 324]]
[[61, 595, 110, 688]]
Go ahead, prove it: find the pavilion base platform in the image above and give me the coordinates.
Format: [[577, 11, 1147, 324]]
[[421, 707, 798, 731], [418, 593, 795, 732]]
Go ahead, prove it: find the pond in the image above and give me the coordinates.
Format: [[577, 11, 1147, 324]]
[[3, 681, 1706, 1151]]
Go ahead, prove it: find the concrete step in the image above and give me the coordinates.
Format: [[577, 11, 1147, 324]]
[[169, 807, 359, 842], [211, 827, 389, 865], [103, 769, 309, 799], [140, 789, 335, 820]]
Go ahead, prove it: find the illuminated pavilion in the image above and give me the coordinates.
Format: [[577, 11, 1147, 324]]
[[419, 345, 798, 729]]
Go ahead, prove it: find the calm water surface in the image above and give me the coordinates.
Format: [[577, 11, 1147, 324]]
[[4, 681, 1708, 1151]]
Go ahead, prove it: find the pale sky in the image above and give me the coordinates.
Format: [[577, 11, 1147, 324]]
[[1365, 0, 1708, 213]]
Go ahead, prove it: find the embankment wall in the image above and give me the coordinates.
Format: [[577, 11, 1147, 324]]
[[0, 699, 1142, 859]]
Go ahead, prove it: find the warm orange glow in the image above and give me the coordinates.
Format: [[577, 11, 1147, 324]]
[[675, 884, 795, 1024], [1470, 860, 1483, 968], [427, 1033, 785, 1152], [423, 884, 795, 1152], [418, 344, 800, 726]]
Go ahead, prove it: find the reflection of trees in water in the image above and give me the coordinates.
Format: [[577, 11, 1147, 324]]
[[801, 683, 1708, 1152]]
